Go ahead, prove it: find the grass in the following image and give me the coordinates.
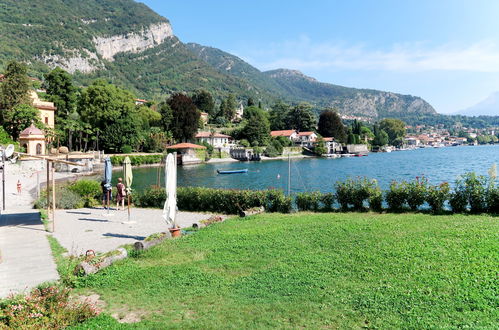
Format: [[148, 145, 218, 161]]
[[70, 212, 497, 328]]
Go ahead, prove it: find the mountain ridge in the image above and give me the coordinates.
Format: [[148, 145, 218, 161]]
[[0, 0, 436, 119]]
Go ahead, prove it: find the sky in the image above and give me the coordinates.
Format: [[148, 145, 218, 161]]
[[140, 0, 499, 114]]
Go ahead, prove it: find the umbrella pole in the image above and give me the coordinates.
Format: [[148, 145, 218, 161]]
[[107, 190, 110, 214], [127, 194, 130, 221], [52, 164, 56, 232]]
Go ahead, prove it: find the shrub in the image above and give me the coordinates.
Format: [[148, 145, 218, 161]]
[[121, 145, 132, 153], [406, 177, 428, 211], [450, 172, 487, 213], [368, 186, 383, 212], [34, 187, 84, 209], [487, 185, 499, 214], [68, 180, 101, 207], [335, 177, 378, 211], [385, 181, 408, 211], [449, 190, 468, 213], [426, 182, 450, 214], [295, 192, 321, 211], [320, 192, 335, 212], [0, 285, 99, 328], [110, 154, 163, 166], [136, 186, 291, 214]]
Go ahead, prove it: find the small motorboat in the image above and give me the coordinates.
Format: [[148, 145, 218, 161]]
[[217, 169, 248, 174]]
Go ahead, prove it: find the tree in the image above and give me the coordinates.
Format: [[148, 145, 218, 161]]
[[4, 104, 41, 140], [247, 97, 255, 107], [318, 109, 346, 142], [43, 67, 77, 120], [379, 118, 406, 146], [286, 102, 316, 132], [0, 61, 31, 123], [241, 107, 270, 146], [269, 101, 291, 130], [78, 80, 138, 151], [372, 124, 389, 147], [167, 93, 200, 141], [219, 94, 237, 121], [314, 137, 327, 155], [192, 89, 215, 117]]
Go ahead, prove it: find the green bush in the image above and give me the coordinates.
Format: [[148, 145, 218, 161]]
[[406, 177, 428, 211], [368, 186, 383, 212], [67, 179, 101, 207], [335, 177, 378, 211], [486, 185, 499, 213], [320, 192, 335, 212], [385, 181, 409, 211], [136, 186, 291, 214], [296, 192, 321, 211], [426, 182, 450, 214], [451, 172, 487, 213], [34, 187, 84, 209], [110, 154, 163, 166], [121, 145, 132, 153]]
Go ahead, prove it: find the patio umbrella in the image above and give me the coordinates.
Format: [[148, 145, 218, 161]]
[[104, 157, 112, 213], [162, 152, 177, 228], [123, 156, 133, 221]]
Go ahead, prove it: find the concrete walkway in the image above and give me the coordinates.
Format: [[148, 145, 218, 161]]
[[0, 162, 60, 298], [0, 209, 59, 298], [52, 208, 222, 256]]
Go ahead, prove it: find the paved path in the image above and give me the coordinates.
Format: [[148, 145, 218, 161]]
[[0, 162, 61, 298], [0, 209, 59, 298], [53, 208, 221, 256]]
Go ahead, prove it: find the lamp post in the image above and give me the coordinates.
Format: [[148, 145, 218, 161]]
[[1, 147, 5, 211]]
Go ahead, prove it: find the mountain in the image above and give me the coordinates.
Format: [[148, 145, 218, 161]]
[[186, 44, 436, 119], [457, 92, 499, 116], [0, 0, 436, 119]]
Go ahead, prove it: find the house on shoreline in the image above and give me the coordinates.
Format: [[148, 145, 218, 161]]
[[195, 131, 232, 148]]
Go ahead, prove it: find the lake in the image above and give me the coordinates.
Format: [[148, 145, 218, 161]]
[[115, 145, 499, 193]]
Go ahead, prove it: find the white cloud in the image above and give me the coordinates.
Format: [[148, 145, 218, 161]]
[[235, 37, 499, 73]]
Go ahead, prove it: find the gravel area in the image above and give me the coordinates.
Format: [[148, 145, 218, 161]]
[[52, 207, 224, 256]]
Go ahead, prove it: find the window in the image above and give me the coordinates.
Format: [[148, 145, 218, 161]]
[[36, 143, 42, 155], [45, 117, 48, 124]]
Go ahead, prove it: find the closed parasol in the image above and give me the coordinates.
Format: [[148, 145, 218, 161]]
[[162, 153, 177, 228], [104, 157, 112, 213], [123, 156, 133, 221]]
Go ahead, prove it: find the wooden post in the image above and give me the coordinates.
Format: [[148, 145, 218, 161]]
[[52, 164, 55, 232]]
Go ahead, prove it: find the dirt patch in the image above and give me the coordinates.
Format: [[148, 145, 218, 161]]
[[111, 308, 150, 324]]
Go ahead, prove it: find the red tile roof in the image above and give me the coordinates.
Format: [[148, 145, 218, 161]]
[[297, 131, 316, 136], [323, 137, 333, 141], [166, 143, 206, 149], [271, 130, 296, 137], [19, 124, 44, 137]]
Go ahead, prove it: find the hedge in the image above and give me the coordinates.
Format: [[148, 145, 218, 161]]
[[136, 186, 292, 214], [110, 154, 163, 166]]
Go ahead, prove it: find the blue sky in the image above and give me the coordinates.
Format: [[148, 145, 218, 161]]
[[140, 0, 499, 114]]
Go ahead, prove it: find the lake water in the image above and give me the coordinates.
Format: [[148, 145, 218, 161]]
[[118, 145, 499, 193]]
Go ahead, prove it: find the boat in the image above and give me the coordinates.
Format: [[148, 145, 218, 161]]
[[217, 169, 248, 174]]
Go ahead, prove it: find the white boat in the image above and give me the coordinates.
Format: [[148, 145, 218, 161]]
[[323, 154, 340, 159]]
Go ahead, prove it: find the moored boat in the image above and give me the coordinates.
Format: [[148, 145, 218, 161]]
[[217, 169, 248, 174]]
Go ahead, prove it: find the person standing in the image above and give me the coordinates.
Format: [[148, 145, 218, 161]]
[[101, 180, 112, 209], [116, 178, 125, 211], [17, 180, 22, 195]]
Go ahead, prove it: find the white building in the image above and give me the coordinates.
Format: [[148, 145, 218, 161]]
[[195, 131, 232, 148], [296, 131, 318, 147]]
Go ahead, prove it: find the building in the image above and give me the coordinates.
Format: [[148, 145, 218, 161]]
[[270, 130, 299, 141], [195, 132, 232, 148], [200, 112, 209, 125], [19, 124, 46, 156], [296, 131, 317, 147], [29, 91, 56, 128], [166, 142, 206, 165], [322, 137, 342, 154], [234, 102, 244, 121], [135, 98, 147, 106]]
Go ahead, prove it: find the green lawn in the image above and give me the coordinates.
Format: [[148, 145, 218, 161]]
[[72, 213, 498, 329]]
